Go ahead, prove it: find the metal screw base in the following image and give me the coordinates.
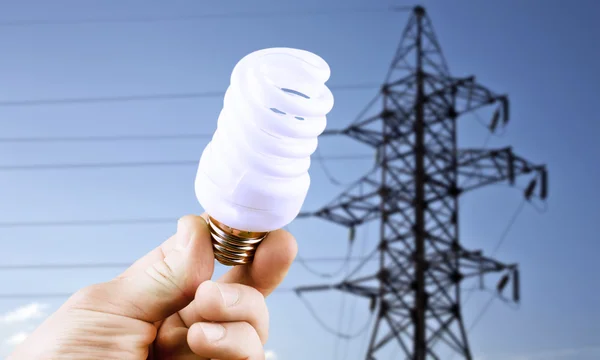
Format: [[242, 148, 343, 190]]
[[207, 216, 269, 266]]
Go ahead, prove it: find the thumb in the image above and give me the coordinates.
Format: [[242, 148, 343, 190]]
[[70, 215, 215, 323]]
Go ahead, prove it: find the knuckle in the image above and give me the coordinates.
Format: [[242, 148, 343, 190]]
[[277, 229, 299, 259], [239, 320, 256, 336], [243, 285, 266, 308], [146, 261, 186, 298], [178, 214, 207, 230], [155, 326, 188, 354], [177, 214, 197, 223], [195, 281, 228, 317], [252, 288, 270, 322], [237, 321, 264, 355], [64, 282, 133, 318], [239, 285, 269, 344], [287, 233, 299, 259], [262, 308, 270, 344], [244, 324, 266, 358]]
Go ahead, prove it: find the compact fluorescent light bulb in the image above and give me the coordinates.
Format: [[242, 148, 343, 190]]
[[195, 47, 334, 266]]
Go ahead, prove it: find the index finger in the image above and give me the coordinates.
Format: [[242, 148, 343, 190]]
[[217, 228, 298, 297]]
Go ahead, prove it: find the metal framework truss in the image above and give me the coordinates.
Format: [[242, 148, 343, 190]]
[[296, 6, 547, 360]]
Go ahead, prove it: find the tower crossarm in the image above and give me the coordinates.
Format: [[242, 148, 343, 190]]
[[424, 147, 548, 204], [428, 248, 518, 293], [424, 74, 509, 123]]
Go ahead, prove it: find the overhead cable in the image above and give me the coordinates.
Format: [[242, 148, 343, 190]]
[[0, 83, 378, 108], [0, 154, 371, 172], [0, 256, 374, 271], [0, 6, 413, 27]]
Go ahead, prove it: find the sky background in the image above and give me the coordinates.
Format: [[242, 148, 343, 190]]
[[0, 0, 599, 359]]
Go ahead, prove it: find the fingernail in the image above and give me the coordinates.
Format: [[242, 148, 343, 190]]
[[215, 283, 239, 307], [175, 218, 193, 251], [199, 323, 225, 342]]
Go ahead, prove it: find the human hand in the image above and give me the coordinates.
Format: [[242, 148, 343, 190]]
[[7, 214, 297, 360]]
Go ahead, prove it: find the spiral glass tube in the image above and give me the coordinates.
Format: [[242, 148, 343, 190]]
[[195, 47, 334, 265]]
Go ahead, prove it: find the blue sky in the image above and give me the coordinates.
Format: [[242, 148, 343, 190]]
[[0, 0, 599, 359]]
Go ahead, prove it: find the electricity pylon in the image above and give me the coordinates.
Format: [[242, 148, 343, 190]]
[[295, 6, 548, 360]]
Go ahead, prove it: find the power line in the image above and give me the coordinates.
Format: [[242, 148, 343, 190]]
[[468, 294, 496, 332], [296, 246, 354, 279], [462, 199, 528, 306], [333, 288, 349, 359], [0, 256, 377, 300], [0, 292, 76, 299], [473, 111, 507, 138], [0, 217, 174, 228], [0, 91, 221, 107], [451, 289, 521, 359], [313, 147, 351, 187], [0, 83, 378, 108], [447, 294, 497, 360], [339, 222, 371, 360], [288, 222, 358, 279], [490, 199, 527, 256], [0, 154, 371, 172], [296, 292, 373, 340], [0, 128, 341, 144], [0, 6, 413, 27], [0, 256, 375, 271], [0, 133, 211, 144], [0, 286, 298, 300], [0, 160, 197, 171], [0, 263, 129, 271]]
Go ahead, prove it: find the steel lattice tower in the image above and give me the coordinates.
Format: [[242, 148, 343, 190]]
[[296, 6, 548, 360]]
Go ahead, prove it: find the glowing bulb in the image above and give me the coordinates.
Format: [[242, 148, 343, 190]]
[[195, 47, 334, 266]]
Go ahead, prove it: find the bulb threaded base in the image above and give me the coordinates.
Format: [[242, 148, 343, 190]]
[[207, 216, 269, 266]]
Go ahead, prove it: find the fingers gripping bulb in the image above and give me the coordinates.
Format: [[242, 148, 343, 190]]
[[195, 48, 334, 266]]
